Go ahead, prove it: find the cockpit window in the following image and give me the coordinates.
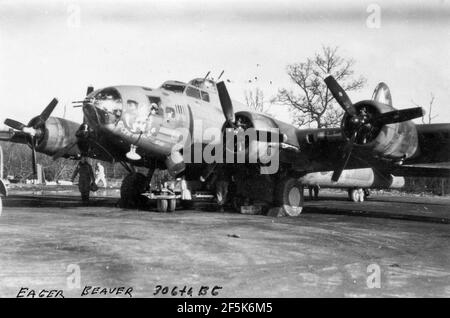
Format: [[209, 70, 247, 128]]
[[188, 78, 217, 92], [201, 91, 210, 102], [185, 86, 201, 99], [161, 83, 186, 93]]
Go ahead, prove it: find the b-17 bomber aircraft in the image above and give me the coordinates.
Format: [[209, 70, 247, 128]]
[[1, 74, 450, 215]]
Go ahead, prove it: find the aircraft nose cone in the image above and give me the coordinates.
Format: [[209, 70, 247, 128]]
[[82, 102, 120, 128], [88, 99, 123, 126]]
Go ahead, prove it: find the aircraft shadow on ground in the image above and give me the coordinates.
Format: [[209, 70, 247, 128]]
[[3, 195, 117, 209], [306, 195, 450, 207], [3, 195, 448, 225], [302, 205, 449, 224]]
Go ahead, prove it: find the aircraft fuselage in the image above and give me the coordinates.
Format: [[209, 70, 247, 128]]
[[82, 78, 248, 164]]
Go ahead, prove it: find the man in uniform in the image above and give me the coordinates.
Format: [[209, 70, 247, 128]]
[[308, 185, 320, 200], [71, 157, 95, 204]]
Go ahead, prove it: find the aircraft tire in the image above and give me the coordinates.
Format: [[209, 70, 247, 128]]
[[274, 177, 304, 216], [120, 172, 148, 208], [348, 188, 365, 202], [157, 199, 168, 212], [168, 199, 176, 212], [348, 189, 359, 202]]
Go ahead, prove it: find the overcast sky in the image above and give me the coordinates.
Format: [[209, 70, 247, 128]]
[[0, 0, 449, 126]]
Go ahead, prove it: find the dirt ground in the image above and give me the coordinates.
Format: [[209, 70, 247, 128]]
[[0, 191, 449, 298]]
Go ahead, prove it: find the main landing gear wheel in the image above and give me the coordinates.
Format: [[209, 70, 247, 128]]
[[348, 188, 365, 202], [274, 177, 304, 216], [119, 172, 149, 209], [157, 199, 168, 212], [157, 198, 176, 212], [168, 198, 176, 212]]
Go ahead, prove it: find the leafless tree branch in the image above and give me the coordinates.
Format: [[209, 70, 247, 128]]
[[274, 46, 366, 128]]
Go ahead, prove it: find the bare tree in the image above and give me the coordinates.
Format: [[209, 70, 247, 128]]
[[0, 141, 76, 181], [39, 154, 76, 181], [409, 93, 447, 195], [0, 142, 31, 180], [244, 87, 272, 115], [274, 46, 366, 128], [412, 93, 438, 124]]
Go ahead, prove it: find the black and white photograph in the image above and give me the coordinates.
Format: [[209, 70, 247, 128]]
[[0, 0, 449, 302]]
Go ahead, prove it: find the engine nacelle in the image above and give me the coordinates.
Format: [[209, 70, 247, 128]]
[[343, 100, 419, 162], [35, 117, 80, 157], [223, 111, 280, 164]]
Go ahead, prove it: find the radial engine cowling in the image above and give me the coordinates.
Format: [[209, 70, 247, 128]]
[[223, 111, 281, 164], [342, 100, 419, 162], [35, 117, 80, 157]]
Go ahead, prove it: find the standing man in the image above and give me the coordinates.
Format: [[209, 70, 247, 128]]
[[71, 157, 95, 204], [95, 162, 107, 188], [308, 185, 320, 200]]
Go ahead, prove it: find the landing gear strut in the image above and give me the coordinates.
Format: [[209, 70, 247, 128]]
[[0, 179, 6, 215]]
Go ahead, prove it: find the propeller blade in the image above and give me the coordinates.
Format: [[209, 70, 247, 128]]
[[216, 81, 235, 125], [331, 165, 344, 183], [52, 141, 78, 160], [4, 118, 26, 131], [31, 140, 37, 179], [373, 107, 424, 126], [331, 150, 351, 182], [39, 98, 59, 122], [324, 75, 357, 116], [86, 86, 94, 96], [331, 133, 356, 182]]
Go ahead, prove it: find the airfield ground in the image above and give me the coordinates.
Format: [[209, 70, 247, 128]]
[[0, 189, 449, 297]]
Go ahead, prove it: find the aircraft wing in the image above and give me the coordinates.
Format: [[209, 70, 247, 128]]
[[0, 127, 29, 144], [407, 123, 450, 165], [270, 122, 450, 178], [389, 163, 450, 178]]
